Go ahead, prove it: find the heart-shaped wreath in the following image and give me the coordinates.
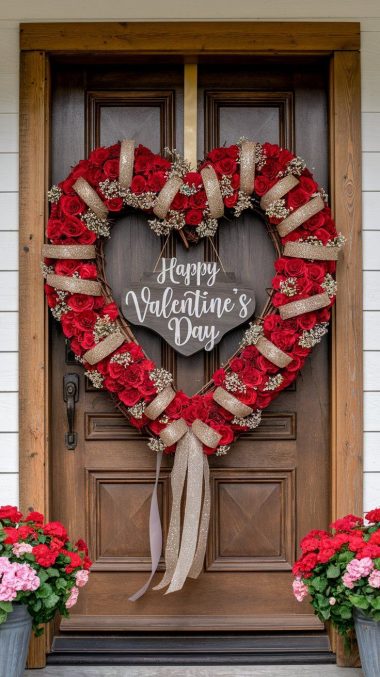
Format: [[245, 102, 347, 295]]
[[43, 139, 344, 597]]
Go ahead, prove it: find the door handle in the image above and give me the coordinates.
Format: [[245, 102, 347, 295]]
[[63, 373, 79, 450]]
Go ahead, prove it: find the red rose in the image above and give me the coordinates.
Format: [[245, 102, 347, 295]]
[[215, 158, 237, 176], [68, 294, 94, 313], [256, 393, 273, 408], [73, 310, 97, 332], [207, 148, 227, 163], [0, 505, 22, 522], [55, 260, 80, 277], [261, 159, 281, 180], [304, 212, 325, 232], [78, 229, 97, 245], [270, 329, 296, 352], [185, 209, 203, 226], [171, 193, 187, 210], [284, 259, 306, 278], [230, 357, 244, 374], [209, 423, 234, 445], [119, 387, 141, 406], [224, 193, 238, 208], [213, 368, 226, 386], [47, 218, 64, 240], [263, 314, 283, 332], [147, 171, 166, 193], [153, 155, 171, 171], [122, 364, 145, 387], [103, 377, 123, 392], [297, 312, 316, 330], [254, 175, 271, 196], [103, 302, 119, 321], [131, 175, 147, 194], [242, 364, 265, 387], [166, 391, 190, 419], [105, 197, 123, 212], [62, 217, 86, 238], [314, 228, 330, 245], [285, 356, 304, 373], [237, 388, 258, 406], [60, 195, 85, 217], [80, 332, 96, 350], [43, 521, 68, 541], [299, 175, 318, 195], [77, 263, 97, 280], [189, 191, 207, 209], [306, 263, 325, 283], [287, 188, 310, 211], [103, 159, 119, 179], [33, 544, 58, 567], [89, 147, 110, 166], [184, 171, 203, 188]]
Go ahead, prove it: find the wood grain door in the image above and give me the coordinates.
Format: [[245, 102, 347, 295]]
[[50, 57, 330, 645]]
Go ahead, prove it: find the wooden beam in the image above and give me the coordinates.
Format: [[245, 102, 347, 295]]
[[329, 50, 362, 667], [184, 64, 198, 169], [20, 21, 360, 53], [19, 50, 50, 669]]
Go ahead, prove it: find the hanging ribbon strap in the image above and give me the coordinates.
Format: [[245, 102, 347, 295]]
[[128, 449, 163, 602], [165, 430, 204, 594]]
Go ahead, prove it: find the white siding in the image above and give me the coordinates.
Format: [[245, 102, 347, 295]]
[[0, 2, 379, 512]]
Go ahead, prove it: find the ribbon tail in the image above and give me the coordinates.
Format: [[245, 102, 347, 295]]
[[153, 440, 189, 590], [165, 431, 204, 594], [188, 455, 211, 579], [128, 450, 163, 602]]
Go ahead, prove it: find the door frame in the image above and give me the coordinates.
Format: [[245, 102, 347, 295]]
[[19, 22, 362, 667]]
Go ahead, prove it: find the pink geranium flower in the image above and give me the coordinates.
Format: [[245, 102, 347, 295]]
[[75, 569, 89, 588], [65, 586, 79, 609], [12, 542, 33, 557], [292, 578, 308, 602], [368, 569, 380, 588]]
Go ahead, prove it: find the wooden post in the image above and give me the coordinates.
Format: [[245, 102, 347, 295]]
[[19, 49, 50, 669], [184, 64, 198, 169]]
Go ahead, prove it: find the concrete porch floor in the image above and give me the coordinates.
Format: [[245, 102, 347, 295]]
[[24, 667, 363, 676]]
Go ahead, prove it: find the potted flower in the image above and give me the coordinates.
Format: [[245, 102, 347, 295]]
[[0, 505, 91, 677], [292, 508, 380, 677]]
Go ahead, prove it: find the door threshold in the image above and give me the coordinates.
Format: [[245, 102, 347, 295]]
[[48, 632, 335, 665]]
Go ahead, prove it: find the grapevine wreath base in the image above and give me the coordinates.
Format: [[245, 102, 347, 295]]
[[43, 139, 344, 598]]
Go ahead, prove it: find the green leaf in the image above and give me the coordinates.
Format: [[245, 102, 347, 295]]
[[370, 596, 380, 611], [311, 576, 328, 592], [36, 582, 53, 599], [326, 565, 341, 579], [348, 594, 369, 610], [55, 578, 68, 591], [0, 601, 12, 613], [0, 610, 8, 624], [338, 606, 352, 620], [38, 570, 49, 584], [43, 593, 59, 610], [32, 599, 42, 612], [46, 567, 59, 578]]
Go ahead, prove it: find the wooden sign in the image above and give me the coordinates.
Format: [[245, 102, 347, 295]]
[[122, 257, 255, 356]]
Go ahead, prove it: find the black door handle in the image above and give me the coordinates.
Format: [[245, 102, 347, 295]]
[[63, 373, 79, 450]]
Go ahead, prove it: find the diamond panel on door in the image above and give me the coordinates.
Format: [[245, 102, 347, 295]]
[[207, 469, 295, 571]]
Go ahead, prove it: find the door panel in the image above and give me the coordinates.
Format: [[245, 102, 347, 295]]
[[50, 58, 329, 639]]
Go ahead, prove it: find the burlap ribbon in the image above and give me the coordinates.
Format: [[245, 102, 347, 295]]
[[277, 195, 325, 238], [260, 175, 299, 210], [83, 330, 125, 365], [73, 177, 108, 220], [283, 241, 341, 261], [239, 141, 256, 195], [153, 176, 183, 219], [46, 273, 102, 296], [119, 139, 135, 189], [200, 166, 225, 218], [42, 244, 96, 260], [279, 292, 331, 320], [129, 385, 255, 601]]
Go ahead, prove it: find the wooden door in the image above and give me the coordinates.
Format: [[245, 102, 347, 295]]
[[50, 57, 330, 651]]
